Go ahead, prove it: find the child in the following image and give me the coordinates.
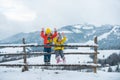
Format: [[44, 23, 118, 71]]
[[53, 32, 67, 63], [41, 28, 57, 65]]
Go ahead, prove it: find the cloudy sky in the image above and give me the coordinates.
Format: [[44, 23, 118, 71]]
[[0, 0, 120, 40]]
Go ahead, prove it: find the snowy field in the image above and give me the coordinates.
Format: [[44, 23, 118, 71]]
[[0, 68, 120, 80], [0, 48, 120, 80]]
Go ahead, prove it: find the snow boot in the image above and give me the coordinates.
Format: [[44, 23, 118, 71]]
[[47, 62, 50, 65], [62, 57, 66, 63], [56, 56, 61, 63]]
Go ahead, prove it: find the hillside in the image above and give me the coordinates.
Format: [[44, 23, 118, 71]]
[[0, 24, 120, 50]]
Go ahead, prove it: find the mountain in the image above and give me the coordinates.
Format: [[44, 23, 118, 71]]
[[59, 24, 120, 49], [0, 31, 42, 44], [0, 24, 120, 50]]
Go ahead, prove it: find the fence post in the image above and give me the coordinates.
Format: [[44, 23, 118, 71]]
[[93, 36, 98, 73], [22, 38, 28, 72]]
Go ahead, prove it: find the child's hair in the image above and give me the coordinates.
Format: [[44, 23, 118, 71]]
[[57, 33, 62, 42], [58, 33, 62, 38]]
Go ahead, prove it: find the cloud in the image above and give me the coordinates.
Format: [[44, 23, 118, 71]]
[[0, 0, 120, 40], [0, 0, 37, 22], [23, 0, 120, 26], [0, 0, 37, 39]]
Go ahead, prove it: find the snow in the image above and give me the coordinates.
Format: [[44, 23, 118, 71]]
[[0, 44, 25, 47], [93, 30, 96, 34], [64, 49, 94, 53], [73, 25, 82, 29], [0, 47, 32, 53], [113, 25, 120, 36], [73, 29, 82, 33], [87, 30, 96, 36], [60, 30, 73, 33], [67, 41, 97, 46], [98, 50, 120, 59], [85, 40, 95, 45], [0, 43, 38, 47], [1, 49, 119, 65], [0, 46, 120, 80], [0, 68, 120, 80], [101, 65, 120, 72], [82, 26, 94, 29], [0, 52, 93, 64], [73, 24, 95, 30], [98, 26, 119, 41], [0, 47, 23, 53]]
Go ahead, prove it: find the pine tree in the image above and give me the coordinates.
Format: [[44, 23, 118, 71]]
[[108, 66, 112, 72], [115, 64, 120, 72]]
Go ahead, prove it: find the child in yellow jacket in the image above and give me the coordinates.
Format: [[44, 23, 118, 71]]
[[53, 32, 67, 63]]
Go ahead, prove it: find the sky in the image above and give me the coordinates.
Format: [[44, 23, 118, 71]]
[[0, 0, 120, 40]]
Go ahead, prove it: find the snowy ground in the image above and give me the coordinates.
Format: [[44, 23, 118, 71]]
[[0, 48, 120, 80], [0, 67, 120, 80]]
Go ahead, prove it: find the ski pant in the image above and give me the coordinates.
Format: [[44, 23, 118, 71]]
[[43, 47, 51, 62], [54, 50, 64, 59]]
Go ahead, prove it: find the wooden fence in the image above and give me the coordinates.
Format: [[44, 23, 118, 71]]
[[0, 37, 99, 73]]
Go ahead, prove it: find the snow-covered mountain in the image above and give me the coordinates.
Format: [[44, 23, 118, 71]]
[[0, 24, 120, 50]]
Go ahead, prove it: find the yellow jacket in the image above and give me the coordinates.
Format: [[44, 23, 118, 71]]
[[53, 36, 67, 50]]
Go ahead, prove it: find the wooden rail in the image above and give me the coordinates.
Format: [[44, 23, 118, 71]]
[[0, 45, 98, 48], [0, 64, 100, 67], [0, 52, 99, 56], [0, 37, 99, 73]]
